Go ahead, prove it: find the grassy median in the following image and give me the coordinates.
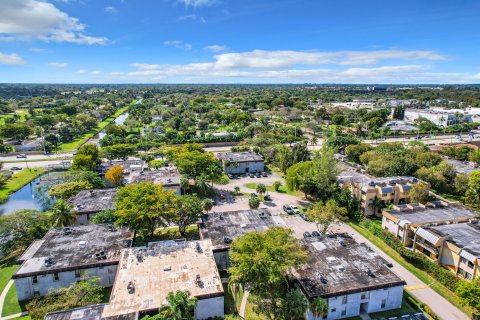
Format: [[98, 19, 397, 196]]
[[0, 168, 46, 204]]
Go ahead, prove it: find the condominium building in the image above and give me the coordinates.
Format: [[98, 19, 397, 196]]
[[291, 235, 405, 319]]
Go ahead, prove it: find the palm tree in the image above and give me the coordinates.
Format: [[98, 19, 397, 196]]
[[206, 163, 223, 188], [50, 200, 76, 227], [310, 135, 318, 147], [310, 297, 328, 319], [256, 183, 267, 201], [368, 197, 383, 216], [156, 290, 197, 320]]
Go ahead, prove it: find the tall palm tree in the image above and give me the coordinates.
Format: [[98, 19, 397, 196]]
[[310, 297, 328, 319], [368, 197, 383, 216], [50, 200, 76, 227], [157, 290, 197, 320]]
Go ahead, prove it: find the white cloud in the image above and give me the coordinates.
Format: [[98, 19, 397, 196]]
[[176, 0, 216, 7], [104, 6, 118, 15], [204, 45, 226, 52], [0, 0, 108, 45], [29, 47, 46, 52], [91, 70, 101, 75], [76, 69, 87, 74], [0, 52, 26, 65], [178, 14, 197, 20], [48, 62, 69, 68], [164, 40, 192, 50]]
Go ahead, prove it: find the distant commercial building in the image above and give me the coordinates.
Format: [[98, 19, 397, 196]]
[[68, 189, 117, 224], [13, 224, 132, 301], [199, 209, 284, 268], [338, 165, 423, 216], [101, 239, 224, 320], [216, 152, 264, 175], [382, 202, 480, 279], [404, 109, 473, 127], [290, 235, 405, 319]]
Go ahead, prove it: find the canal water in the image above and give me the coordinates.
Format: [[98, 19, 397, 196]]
[[98, 112, 129, 141], [0, 173, 59, 216]]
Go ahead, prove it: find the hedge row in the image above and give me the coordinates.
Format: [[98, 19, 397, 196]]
[[359, 219, 461, 292]]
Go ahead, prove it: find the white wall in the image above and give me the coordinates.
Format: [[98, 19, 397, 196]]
[[194, 296, 224, 319], [305, 286, 404, 320], [382, 216, 399, 238], [15, 265, 117, 301], [224, 161, 264, 174]]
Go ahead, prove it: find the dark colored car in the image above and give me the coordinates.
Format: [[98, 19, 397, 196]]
[[303, 232, 312, 239], [262, 172, 268, 177], [219, 193, 226, 200], [283, 205, 294, 214], [264, 194, 272, 201], [228, 174, 234, 179], [251, 192, 258, 197], [249, 173, 255, 178], [255, 172, 261, 178], [312, 231, 321, 237]]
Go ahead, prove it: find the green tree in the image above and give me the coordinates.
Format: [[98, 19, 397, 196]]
[[63, 170, 105, 188], [249, 196, 260, 209], [0, 123, 33, 141], [49, 200, 76, 227], [91, 208, 116, 224], [307, 199, 347, 234], [409, 182, 430, 204], [310, 297, 328, 319], [456, 278, 480, 316], [345, 143, 373, 163], [280, 288, 309, 319], [101, 143, 137, 161], [142, 290, 197, 320], [466, 171, 480, 208], [202, 198, 214, 214], [171, 195, 203, 236], [72, 144, 101, 171], [256, 183, 267, 200], [26, 277, 103, 320], [0, 210, 51, 258], [48, 181, 92, 200], [229, 227, 308, 320], [115, 182, 176, 240], [272, 181, 282, 192]]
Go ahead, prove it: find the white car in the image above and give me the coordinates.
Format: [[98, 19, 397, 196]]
[[289, 205, 301, 214]]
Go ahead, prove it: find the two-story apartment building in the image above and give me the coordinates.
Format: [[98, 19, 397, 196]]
[[290, 235, 406, 319], [216, 151, 264, 175], [13, 224, 132, 301], [338, 165, 423, 216], [68, 188, 117, 224], [382, 202, 479, 280]]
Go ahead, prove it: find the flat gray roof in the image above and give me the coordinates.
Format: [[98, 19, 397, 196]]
[[128, 167, 180, 186], [199, 209, 284, 251], [385, 203, 478, 226], [216, 151, 263, 163], [291, 235, 405, 299], [44, 304, 106, 320], [14, 224, 132, 278], [428, 222, 480, 256], [69, 189, 117, 214], [445, 159, 480, 174]]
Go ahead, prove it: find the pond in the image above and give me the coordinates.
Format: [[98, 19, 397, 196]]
[[0, 173, 59, 216], [98, 112, 129, 141]]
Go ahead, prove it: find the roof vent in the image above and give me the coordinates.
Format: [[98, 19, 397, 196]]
[[95, 250, 107, 260], [127, 281, 135, 294], [219, 214, 224, 220], [44, 256, 54, 267], [195, 242, 202, 253], [108, 224, 117, 232], [63, 227, 72, 235], [366, 269, 375, 277], [389, 180, 396, 185], [195, 274, 202, 286], [223, 236, 233, 244], [368, 181, 375, 187], [163, 265, 171, 271], [259, 211, 267, 219], [339, 240, 347, 247]]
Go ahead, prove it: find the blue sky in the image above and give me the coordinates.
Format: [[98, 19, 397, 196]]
[[0, 0, 479, 83]]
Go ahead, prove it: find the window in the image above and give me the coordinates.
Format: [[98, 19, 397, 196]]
[[382, 193, 387, 197], [53, 273, 59, 281], [381, 299, 386, 309], [341, 308, 347, 316], [74, 270, 82, 278], [361, 292, 369, 300], [32, 276, 38, 285], [342, 296, 348, 304], [331, 308, 336, 313]]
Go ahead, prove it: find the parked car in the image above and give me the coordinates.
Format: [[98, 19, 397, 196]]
[[312, 231, 321, 237], [219, 193, 226, 200], [228, 174, 234, 179], [289, 205, 301, 214], [299, 212, 308, 221], [10, 166, 21, 171], [303, 232, 312, 239], [404, 136, 411, 139], [255, 172, 261, 178], [262, 172, 268, 177], [249, 173, 255, 178], [264, 194, 272, 201], [16, 154, 26, 158], [283, 205, 294, 215]]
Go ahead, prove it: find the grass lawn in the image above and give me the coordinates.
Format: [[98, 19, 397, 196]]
[[58, 102, 134, 152], [223, 283, 237, 315], [0, 168, 46, 203], [2, 282, 27, 317], [348, 222, 472, 318], [0, 264, 19, 296], [244, 182, 303, 197], [369, 292, 419, 319]]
